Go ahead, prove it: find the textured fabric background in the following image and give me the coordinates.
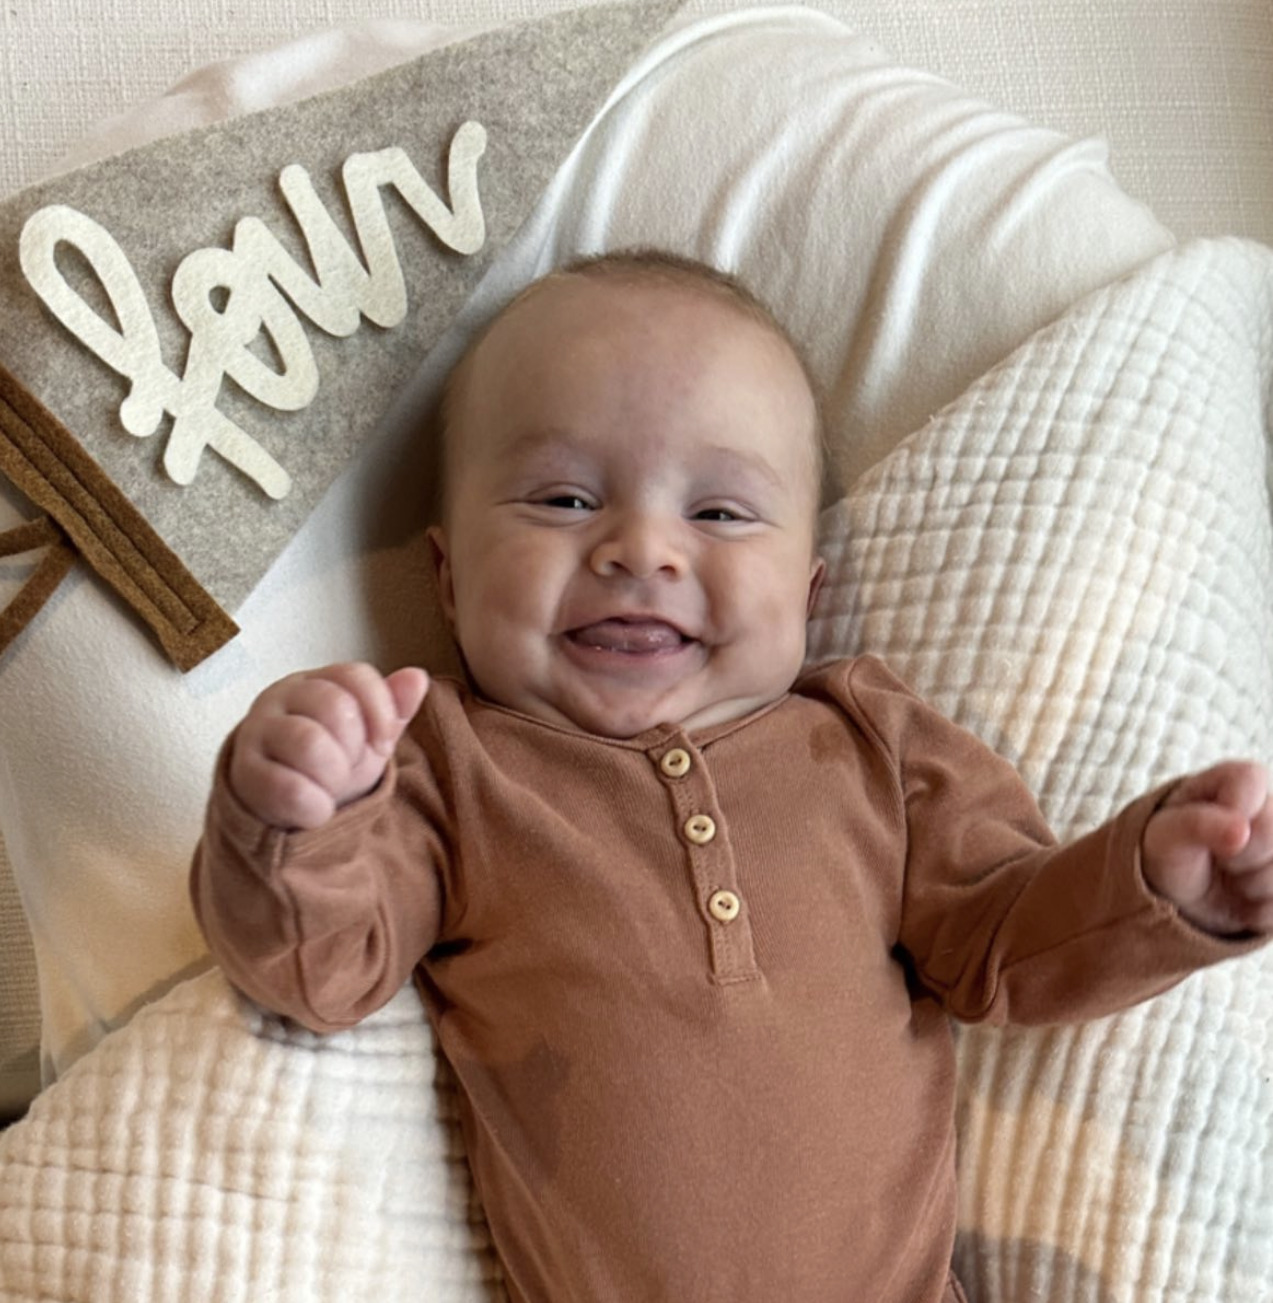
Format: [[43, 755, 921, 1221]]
[[0, 0, 1268, 1118], [2, 0, 1270, 237]]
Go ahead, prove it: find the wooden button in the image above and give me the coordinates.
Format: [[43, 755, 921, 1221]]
[[708, 890, 741, 923], [684, 814, 717, 845], [660, 748, 691, 778]]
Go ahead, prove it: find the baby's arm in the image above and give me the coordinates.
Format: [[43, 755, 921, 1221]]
[[1142, 761, 1273, 937], [837, 657, 1268, 1027], [192, 662, 440, 1032], [229, 662, 430, 829]]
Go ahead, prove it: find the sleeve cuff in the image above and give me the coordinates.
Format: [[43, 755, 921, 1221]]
[[207, 728, 401, 862]]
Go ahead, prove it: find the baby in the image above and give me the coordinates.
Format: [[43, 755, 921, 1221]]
[[192, 251, 1273, 1303]]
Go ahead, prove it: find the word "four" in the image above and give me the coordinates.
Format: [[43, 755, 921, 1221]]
[[19, 121, 488, 499]]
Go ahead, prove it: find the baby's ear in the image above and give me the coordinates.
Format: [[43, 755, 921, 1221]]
[[807, 556, 827, 617], [426, 525, 457, 626]]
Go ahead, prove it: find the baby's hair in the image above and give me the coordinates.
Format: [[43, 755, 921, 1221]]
[[433, 247, 831, 517]]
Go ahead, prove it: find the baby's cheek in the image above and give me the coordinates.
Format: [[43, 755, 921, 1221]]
[[745, 560, 815, 654], [468, 537, 572, 654]]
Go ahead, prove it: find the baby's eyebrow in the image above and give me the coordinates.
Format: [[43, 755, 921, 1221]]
[[490, 430, 794, 499], [695, 445, 786, 493], [492, 428, 583, 465]]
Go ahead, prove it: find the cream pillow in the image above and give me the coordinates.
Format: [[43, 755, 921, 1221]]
[[0, 2, 1172, 1079]]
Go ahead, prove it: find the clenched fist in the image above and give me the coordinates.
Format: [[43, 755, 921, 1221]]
[[228, 662, 430, 830], [1143, 761, 1273, 937]]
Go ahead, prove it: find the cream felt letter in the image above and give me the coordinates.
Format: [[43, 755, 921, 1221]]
[[18, 122, 487, 501]]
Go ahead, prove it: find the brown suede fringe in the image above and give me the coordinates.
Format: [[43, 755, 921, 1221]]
[[0, 359, 238, 670]]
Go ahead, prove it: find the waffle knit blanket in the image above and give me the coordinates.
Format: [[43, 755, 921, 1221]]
[[2, 235, 1271, 1302]]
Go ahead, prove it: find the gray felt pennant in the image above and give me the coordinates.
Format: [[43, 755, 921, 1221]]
[[0, 0, 681, 669]]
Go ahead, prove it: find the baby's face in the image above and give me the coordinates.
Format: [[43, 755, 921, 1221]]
[[429, 275, 825, 739]]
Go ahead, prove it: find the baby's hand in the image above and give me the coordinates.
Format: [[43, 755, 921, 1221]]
[[1142, 761, 1273, 937], [228, 663, 430, 830]]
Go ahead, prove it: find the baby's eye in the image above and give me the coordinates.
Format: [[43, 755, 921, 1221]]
[[693, 506, 743, 523], [540, 494, 594, 511]]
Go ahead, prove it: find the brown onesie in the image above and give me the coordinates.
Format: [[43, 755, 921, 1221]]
[[193, 656, 1255, 1302]]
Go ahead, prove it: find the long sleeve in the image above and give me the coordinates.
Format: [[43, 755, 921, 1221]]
[[837, 657, 1265, 1026], [190, 727, 447, 1033]]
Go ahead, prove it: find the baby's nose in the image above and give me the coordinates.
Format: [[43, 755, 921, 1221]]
[[589, 513, 687, 579]]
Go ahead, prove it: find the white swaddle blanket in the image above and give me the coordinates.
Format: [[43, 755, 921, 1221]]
[[810, 235, 1273, 1302], [3, 233, 1270, 1303]]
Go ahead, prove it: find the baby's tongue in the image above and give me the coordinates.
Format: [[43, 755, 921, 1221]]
[[572, 619, 683, 652]]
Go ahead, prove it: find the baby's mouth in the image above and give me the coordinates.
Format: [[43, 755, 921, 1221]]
[[566, 619, 691, 654]]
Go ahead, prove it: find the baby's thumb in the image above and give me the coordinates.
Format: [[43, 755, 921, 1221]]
[[386, 667, 430, 731]]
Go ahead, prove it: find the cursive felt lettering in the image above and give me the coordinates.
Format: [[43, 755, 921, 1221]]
[[18, 121, 488, 500]]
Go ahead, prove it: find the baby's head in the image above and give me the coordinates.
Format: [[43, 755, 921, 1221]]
[[428, 250, 826, 739]]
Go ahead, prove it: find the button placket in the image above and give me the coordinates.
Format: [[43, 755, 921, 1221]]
[[651, 736, 757, 984]]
